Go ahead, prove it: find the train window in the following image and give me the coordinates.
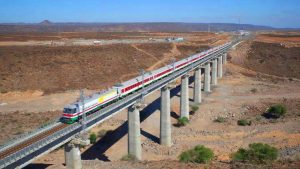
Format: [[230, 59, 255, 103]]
[[64, 108, 76, 114], [63, 108, 69, 114]]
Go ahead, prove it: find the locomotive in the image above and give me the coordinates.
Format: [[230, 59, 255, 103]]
[[62, 42, 231, 124]]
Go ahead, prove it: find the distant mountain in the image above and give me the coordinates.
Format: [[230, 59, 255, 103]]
[[0, 22, 289, 33], [39, 20, 52, 25]]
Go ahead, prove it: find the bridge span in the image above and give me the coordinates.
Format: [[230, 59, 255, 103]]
[[0, 39, 238, 169]]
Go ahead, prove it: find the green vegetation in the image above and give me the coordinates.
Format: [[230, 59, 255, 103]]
[[179, 145, 214, 163], [190, 105, 199, 115], [121, 154, 136, 161], [24, 113, 31, 116], [265, 104, 287, 118], [0, 89, 8, 94], [89, 133, 97, 144], [214, 116, 226, 123], [255, 115, 262, 121], [232, 143, 278, 164], [177, 117, 189, 127], [250, 88, 257, 93], [190, 105, 199, 112], [237, 119, 251, 126]]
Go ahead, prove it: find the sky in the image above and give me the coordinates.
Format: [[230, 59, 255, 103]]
[[0, 0, 299, 28]]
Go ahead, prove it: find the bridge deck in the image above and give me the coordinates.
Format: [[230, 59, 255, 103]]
[[0, 40, 237, 169]]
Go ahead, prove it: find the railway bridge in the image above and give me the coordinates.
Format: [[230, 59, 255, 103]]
[[0, 39, 238, 169]]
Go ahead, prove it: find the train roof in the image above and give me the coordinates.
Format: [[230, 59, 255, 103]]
[[65, 88, 117, 107], [64, 104, 77, 109], [117, 71, 153, 87]]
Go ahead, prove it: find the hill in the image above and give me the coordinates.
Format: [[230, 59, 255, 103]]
[[39, 20, 52, 25], [0, 22, 276, 33]]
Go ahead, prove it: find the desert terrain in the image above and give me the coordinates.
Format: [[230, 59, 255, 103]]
[[0, 32, 228, 144], [0, 31, 300, 169]]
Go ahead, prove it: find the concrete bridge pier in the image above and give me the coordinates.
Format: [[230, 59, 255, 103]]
[[218, 55, 223, 78], [180, 74, 189, 119], [193, 67, 202, 104], [223, 53, 227, 74], [160, 85, 172, 146], [211, 59, 218, 85], [204, 63, 211, 92], [128, 103, 144, 160], [64, 142, 82, 169], [223, 53, 227, 64], [64, 135, 90, 169]]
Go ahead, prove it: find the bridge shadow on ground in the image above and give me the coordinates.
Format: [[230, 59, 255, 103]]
[[141, 129, 160, 143], [24, 163, 52, 169], [81, 76, 195, 161]]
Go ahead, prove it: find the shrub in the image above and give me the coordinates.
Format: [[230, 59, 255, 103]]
[[79, 144, 86, 149], [24, 113, 31, 116], [179, 145, 214, 163], [214, 116, 226, 123], [266, 104, 287, 118], [255, 115, 262, 121], [191, 105, 199, 112], [232, 143, 278, 164], [177, 117, 189, 127], [237, 119, 251, 126], [89, 133, 97, 144], [121, 154, 136, 161], [250, 88, 257, 93], [0, 89, 8, 94], [190, 105, 199, 115]]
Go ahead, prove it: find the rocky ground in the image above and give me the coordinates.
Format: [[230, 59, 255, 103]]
[[230, 40, 300, 79], [0, 32, 226, 144], [1, 31, 300, 168], [0, 32, 224, 94], [30, 58, 300, 168], [25, 64, 300, 169]]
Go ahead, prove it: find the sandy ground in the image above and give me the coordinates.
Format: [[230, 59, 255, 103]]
[[255, 32, 300, 47], [2, 32, 299, 168], [0, 32, 222, 94], [26, 61, 300, 168], [0, 32, 220, 42], [0, 38, 173, 47], [0, 32, 221, 144], [0, 90, 97, 113]]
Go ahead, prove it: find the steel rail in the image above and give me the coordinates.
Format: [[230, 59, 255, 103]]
[[0, 42, 235, 169]]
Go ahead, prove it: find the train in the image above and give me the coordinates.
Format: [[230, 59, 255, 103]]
[[61, 42, 231, 124]]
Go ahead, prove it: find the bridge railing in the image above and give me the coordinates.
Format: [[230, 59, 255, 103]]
[[0, 118, 61, 154], [84, 43, 233, 133], [0, 42, 234, 169]]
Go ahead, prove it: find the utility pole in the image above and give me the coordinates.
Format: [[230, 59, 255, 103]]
[[72, 89, 90, 146], [208, 23, 211, 33], [140, 69, 146, 101], [80, 90, 86, 133], [171, 58, 176, 79]]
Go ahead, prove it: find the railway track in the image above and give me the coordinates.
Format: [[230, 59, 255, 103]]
[[0, 123, 68, 159], [0, 41, 236, 168]]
